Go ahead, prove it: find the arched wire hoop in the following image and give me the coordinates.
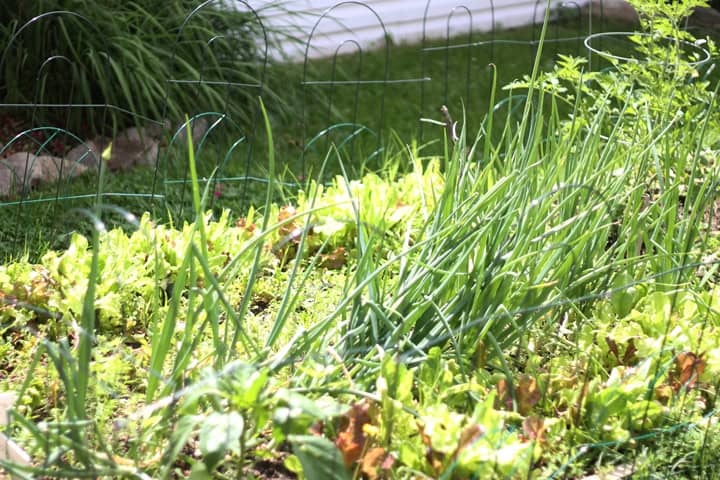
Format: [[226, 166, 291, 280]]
[[300, 1, 389, 179], [159, 0, 269, 214], [558, 1, 584, 57], [160, 112, 246, 217], [443, 6, 474, 107], [163, 0, 269, 107], [328, 40, 364, 161], [419, 0, 495, 141], [531, 0, 585, 66], [584, 31, 712, 68], [587, 0, 604, 66], [300, 1, 430, 178], [0, 11, 102, 79]]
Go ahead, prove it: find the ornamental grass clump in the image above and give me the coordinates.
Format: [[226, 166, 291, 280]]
[[0, 0, 290, 133]]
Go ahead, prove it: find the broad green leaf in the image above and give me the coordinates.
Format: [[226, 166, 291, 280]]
[[199, 412, 244, 471], [189, 462, 213, 480], [230, 367, 268, 409], [289, 435, 351, 480]]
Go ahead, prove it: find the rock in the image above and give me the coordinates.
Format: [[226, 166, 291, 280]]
[[107, 126, 161, 170], [65, 138, 106, 170], [1, 120, 172, 197], [148, 119, 172, 140], [37, 155, 88, 183], [0, 152, 44, 197], [172, 117, 210, 147], [0, 152, 89, 198], [66, 123, 166, 171]]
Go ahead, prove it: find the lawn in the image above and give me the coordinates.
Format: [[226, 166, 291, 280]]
[[1, 1, 720, 479]]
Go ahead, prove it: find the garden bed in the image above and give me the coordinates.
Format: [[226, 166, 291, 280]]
[[1, 1, 719, 478]]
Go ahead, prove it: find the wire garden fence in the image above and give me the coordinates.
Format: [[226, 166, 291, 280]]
[[0, 0, 664, 255]]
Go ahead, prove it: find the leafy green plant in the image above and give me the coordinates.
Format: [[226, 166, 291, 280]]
[[508, 0, 719, 149]]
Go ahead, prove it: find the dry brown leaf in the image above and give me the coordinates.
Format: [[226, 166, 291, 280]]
[[671, 351, 706, 392], [606, 336, 620, 361], [453, 424, 484, 461], [654, 384, 673, 405], [521, 416, 546, 443], [606, 336, 638, 366], [417, 421, 444, 473], [319, 247, 347, 270], [516, 375, 541, 415], [623, 339, 638, 366], [495, 378, 514, 411], [236, 217, 256, 234], [361, 447, 388, 480], [496, 375, 541, 415], [335, 401, 372, 468]]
